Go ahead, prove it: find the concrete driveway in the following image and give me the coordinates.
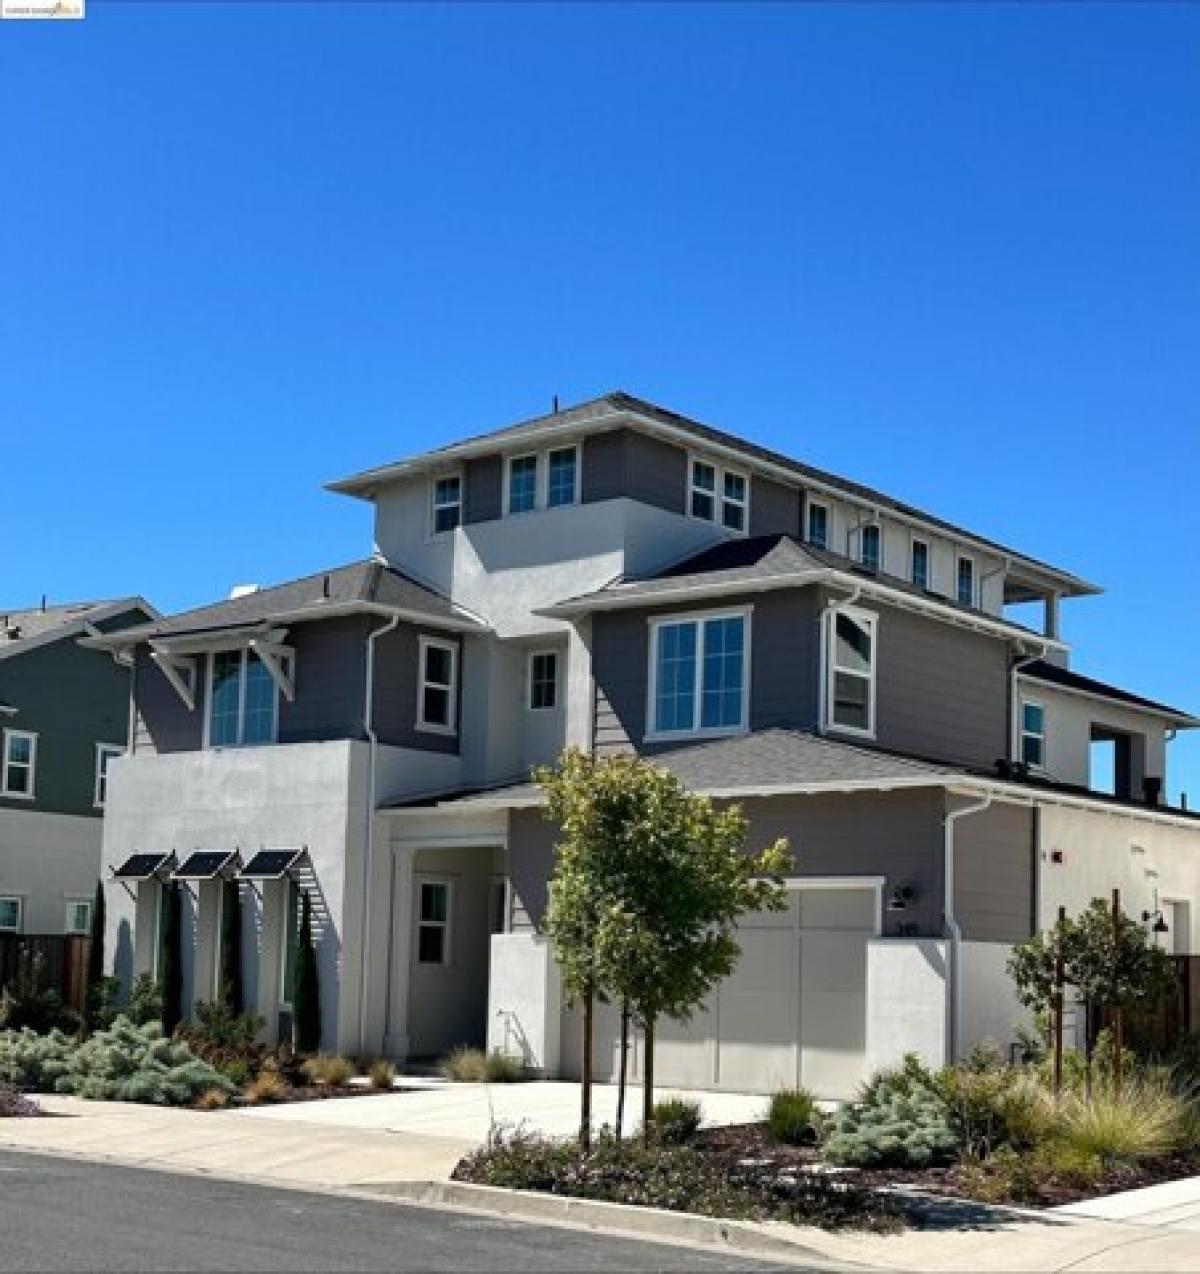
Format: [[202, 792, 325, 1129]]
[[233, 1079, 769, 1143]]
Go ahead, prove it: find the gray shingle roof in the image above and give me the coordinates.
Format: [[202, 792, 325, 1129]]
[[401, 729, 960, 809], [0, 598, 153, 661], [105, 560, 484, 643]]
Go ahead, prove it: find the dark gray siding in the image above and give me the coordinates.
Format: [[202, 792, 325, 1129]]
[[749, 475, 800, 537], [0, 633, 133, 817], [509, 788, 946, 938], [278, 616, 370, 744], [372, 624, 461, 754], [871, 601, 1009, 768], [954, 799, 1036, 943], [132, 646, 204, 755], [582, 428, 687, 515], [464, 455, 502, 524], [592, 589, 822, 755]]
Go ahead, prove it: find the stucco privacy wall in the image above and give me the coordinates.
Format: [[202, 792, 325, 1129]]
[[866, 938, 948, 1073], [102, 742, 367, 1052], [959, 940, 1031, 1057], [0, 809, 103, 933], [487, 932, 562, 1074]]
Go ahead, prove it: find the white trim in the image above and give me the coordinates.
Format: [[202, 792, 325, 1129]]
[[428, 470, 464, 538], [1, 728, 37, 800], [203, 648, 281, 749], [1014, 671, 1198, 727], [0, 896, 21, 933], [687, 451, 749, 535], [645, 605, 752, 742], [910, 535, 931, 592], [1018, 698, 1046, 770], [64, 899, 91, 935], [823, 604, 878, 740], [956, 554, 976, 608], [416, 635, 458, 735], [780, 875, 886, 937], [805, 498, 831, 550], [93, 742, 123, 809], [416, 876, 452, 965], [526, 649, 559, 712], [503, 443, 582, 517]]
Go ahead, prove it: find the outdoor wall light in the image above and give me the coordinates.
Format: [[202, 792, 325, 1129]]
[[887, 883, 917, 912], [1142, 909, 1170, 935]]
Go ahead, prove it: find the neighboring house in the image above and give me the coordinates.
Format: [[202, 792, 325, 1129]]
[[0, 598, 156, 948], [93, 393, 1200, 1098]]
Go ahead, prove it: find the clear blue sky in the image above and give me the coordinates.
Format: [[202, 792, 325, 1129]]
[[2, 4, 1197, 797]]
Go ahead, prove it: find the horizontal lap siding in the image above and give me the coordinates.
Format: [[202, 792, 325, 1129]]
[[582, 429, 686, 514], [749, 475, 800, 538], [133, 646, 204, 754], [371, 624, 461, 754], [278, 617, 369, 744], [592, 589, 821, 754], [954, 801, 1035, 944], [465, 455, 502, 524]]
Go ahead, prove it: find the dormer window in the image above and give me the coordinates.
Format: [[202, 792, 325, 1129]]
[[911, 538, 929, 591], [547, 446, 579, 508], [689, 456, 748, 534], [957, 556, 975, 607], [860, 524, 881, 572], [507, 454, 538, 514], [431, 475, 462, 535], [807, 500, 829, 550], [504, 445, 580, 516]]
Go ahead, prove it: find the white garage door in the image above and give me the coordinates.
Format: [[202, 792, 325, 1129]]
[[561, 883, 877, 1100]]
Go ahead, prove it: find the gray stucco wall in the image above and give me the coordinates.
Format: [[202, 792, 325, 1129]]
[[953, 799, 1036, 943], [508, 787, 947, 939]]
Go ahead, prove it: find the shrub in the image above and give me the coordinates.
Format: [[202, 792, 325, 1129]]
[[767, 1088, 821, 1146], [825, 1081, 957, 1168], [126, 975, 163, 1027], [196, 1087, 230, 1110], [651, 1097, 702, 1145], [369, 1059, 396, 1090], [0, 950, 80, 1035], [442, 1047, 524, 1083], [937, 1066, 1053, 1157], [957, 1144, 1104, 1206], [302, 1055, 355, 1087], [293, 891, 321, 1053], [858, 1052, 940, 1105], [1057, 1077, 1187, 1167], [244, 1070, 289, 1105]]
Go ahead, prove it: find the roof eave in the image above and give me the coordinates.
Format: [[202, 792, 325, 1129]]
[[1015, 670, 1200, 729]]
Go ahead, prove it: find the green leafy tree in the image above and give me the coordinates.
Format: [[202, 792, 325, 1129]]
[[85, 880, 106, 1029], [537, 750, 790, 1146], [293, 891, 321, 1053], [218, 878, 243, 1015], [160, 884, 183, 1036]]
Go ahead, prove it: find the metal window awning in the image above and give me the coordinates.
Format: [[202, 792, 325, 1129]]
[[174, 850, 241, 881], [240, 848, 306, 880], [112, 852, 176, 881]]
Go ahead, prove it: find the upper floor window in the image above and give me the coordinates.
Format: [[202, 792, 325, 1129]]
[[431, 475, 462, 535], [528, 650, 558, 711], [1, 729, 37, 800], [911, 539, 930, 591], [689, 457, 748, 534], [0, 897, 20, 933], [417, 636, 458, 734], [807, 500, 829, 550], [1021, 701, 1045, 768], [504, 445, 580, 516], [547, 446, 579, 508], [94, 743, 123, 809], [860, 524, 881, 572], [507, 454, 539, 514], [649, 609, 749, 739], [957, 556, 975, 607], [207, 650, 280, 748], [65, 900, 91, 935], [826, 607, 877, 738]]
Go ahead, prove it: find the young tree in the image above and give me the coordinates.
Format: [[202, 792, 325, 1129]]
[[293, 890, 321, 1053], [218, 877, 243, 1015], [85, 879, 106, 1028], [160, 883, 183, 1035]]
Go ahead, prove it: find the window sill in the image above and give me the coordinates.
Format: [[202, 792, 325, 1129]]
[[823, 722, 877, 742], [415, 722, 457, 738], [644, 725, 748, 745], [0, 790, 35, 802]]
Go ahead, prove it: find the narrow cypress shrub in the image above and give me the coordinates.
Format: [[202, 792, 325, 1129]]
[[218, 878, 243, 1015], [293, 891, 321, 1053], [85, 880, 105, 1027], [160, 884, 183, 1036]]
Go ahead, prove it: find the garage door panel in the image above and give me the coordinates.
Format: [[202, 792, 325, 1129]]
[[725, 929, 798, 994], [799, 888, 877, 930], [801, 931, 869, 994]]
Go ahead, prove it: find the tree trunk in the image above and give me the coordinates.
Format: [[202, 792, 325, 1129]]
[[641, 1015, 656, 1145], [1111, 888, 1123, 1097], [580, 987, 594, 1151], [1052, 905, 1065, 1096], [615, 1000, 630, 1142]]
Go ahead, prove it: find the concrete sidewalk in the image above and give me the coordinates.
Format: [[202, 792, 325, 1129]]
[[1053, 1173, 1200, 1232]]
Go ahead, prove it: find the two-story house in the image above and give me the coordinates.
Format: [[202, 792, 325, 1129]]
[[0, 597, 155, 952], [94, 393, 1200, 1098]]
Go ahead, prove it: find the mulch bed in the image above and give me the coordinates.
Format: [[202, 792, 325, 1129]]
[[222, 1083, 416, 1108]]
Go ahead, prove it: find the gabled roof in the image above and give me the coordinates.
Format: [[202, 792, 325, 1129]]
[[0, 597, 157, 663], [327, 390, 1098, 599], [539, 533, 1057, 649], [86, 560, 485, 647], [1018, 659, 1199, 727]]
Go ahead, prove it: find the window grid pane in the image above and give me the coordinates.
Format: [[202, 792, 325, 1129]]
[[241, 655, 277, 745], [721, 473, 746, 531], [433, 476, 462, 533], [509, 455, 538, 513], [861, 526, 881, 571], [654, 622, 697, 732], [700, 617, 744, 729], [957, 559, 974, 606], [911, 542, 929, 590], [209, 651, 242, 746], [0, 899, 19, 931], [547, 448, 577, 508], [530, 653, 557, 710], [807, 504, 828, 549]]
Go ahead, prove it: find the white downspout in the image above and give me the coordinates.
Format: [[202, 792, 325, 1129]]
[[357, 613, 400, 1050], [943, 791, 993, 1062]]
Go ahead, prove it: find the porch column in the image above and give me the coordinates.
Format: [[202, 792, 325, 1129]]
[[383, 843, 416, 1059], [564, 617, 594, 751]]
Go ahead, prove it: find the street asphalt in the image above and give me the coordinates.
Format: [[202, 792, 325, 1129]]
[[0, 1150, 798, 1272]]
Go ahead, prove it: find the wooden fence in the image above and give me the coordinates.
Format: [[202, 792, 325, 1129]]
[[0, 934, 91, 1014]]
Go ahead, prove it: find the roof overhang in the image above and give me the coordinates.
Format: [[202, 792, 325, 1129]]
[[1015, 671, 1200, 730], [540, 566, 1065, 653], [1, 597, 159, 663]]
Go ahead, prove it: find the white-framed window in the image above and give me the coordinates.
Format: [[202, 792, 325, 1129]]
[[527, 650, 558, 711], [860, 524, 881, 572], [94, 743, 123, 809], [1020, 700, 1045, 769], [1, 729, 37, 800], [806, 499, 830, 550], [546, 445, 579, 509], [957, 555, 975, 607], [911, 538, 930, 591], [206, 650, 283, 748], [647, 608, 750, 739], [506, 453, 539, 514], [825, 606, 877, 738], [65, 900, 91, 935], [430, 473, 463, 535], [417, 636, 458, 734], [502, 444, 581, 516], [0, 897, 21, 933], [688, 456, 749, 533], [417, 879, 451, 965]]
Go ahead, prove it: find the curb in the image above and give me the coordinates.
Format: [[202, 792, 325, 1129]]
[[359, 1179, 868, 1269]]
